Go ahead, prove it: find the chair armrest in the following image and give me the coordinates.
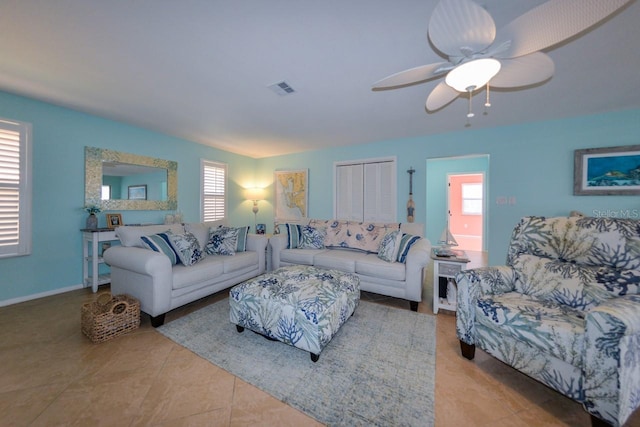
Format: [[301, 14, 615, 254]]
[[584, 294, 640, 426], [268, 234, 288, 269], [455, 266, 518, 345], [246, 234, 268, 274], [404, 238, 431, 302]]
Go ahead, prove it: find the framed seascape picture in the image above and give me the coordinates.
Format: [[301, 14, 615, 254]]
[[128, 184, 147, 200], [574, 145, 640, 195], [106, 213, 123, 229], [274, 169, 308, 222]]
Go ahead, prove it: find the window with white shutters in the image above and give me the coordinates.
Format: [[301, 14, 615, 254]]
[[201, 160, 227, 222], [334, 158, 396, 222], [0, 118, 32, 258]]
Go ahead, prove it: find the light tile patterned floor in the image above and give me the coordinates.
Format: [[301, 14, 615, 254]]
[[1, 252, 638, 426]]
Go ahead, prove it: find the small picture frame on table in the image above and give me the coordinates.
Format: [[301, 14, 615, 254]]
[[256, 224, 266, 235], [106, 213, 123, 229]]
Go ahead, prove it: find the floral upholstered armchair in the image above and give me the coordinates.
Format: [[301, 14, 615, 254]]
[[456, 216, 640, 426]]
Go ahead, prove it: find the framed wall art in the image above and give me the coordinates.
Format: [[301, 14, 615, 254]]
[[574, 145, 640, 196], [128, 184, 147, 200], [274, 169, 308, 222]]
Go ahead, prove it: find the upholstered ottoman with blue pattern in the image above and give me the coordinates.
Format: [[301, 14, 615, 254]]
[[229, 265, 360, 362]]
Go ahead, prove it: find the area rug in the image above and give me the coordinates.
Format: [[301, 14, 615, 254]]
[[158, 299, 436, 426]]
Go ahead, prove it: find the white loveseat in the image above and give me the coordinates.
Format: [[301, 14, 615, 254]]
[[269, 220, 430, 311], [103, 221, 268, 326]]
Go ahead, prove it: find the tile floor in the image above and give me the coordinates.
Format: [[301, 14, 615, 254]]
[[1, 252, 639, 426]]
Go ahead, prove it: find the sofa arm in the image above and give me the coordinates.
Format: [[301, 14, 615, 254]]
[[584, 294, 640, 426], [455, 266, 518, 346], [404, 238, 431, 302], [269, 234, 288, 270], [246, 234, 269, 274], [103, 246, 172, 276], [103, 246, 174, 317]]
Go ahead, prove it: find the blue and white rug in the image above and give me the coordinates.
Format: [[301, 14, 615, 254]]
[[158, 298, 436, 426]]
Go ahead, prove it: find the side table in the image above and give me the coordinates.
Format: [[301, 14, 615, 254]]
[[431, 249, 470, 314], [82, 228, 118, 293]]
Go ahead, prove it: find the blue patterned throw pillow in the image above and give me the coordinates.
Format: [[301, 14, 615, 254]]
[[206, 227, 238, 255], [298, 226, 327, 249], [377, 230, 403, 262], [141, 232, 179, 265], [285, 223, 302, 249], [168, 232, 205, 266], [233, 226, 249, 252], [396, 233, 421, 263]]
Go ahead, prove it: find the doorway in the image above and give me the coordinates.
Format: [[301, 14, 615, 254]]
[[425, 154, 489, 252], [447, 173, 484, 251]]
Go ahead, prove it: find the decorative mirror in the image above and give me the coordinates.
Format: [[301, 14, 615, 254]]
[[85, 147, 177, 210]]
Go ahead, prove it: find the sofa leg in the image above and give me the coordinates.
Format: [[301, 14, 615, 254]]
[[590, 414, 612, 427], [236, 325, 244, 333], [150, 314, 166, 328], [460, 341, 475, 360], [311, 353, 319, 363], [409, 301, 418, 312]]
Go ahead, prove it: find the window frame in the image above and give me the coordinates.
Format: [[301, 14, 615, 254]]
[[461, 182, 483, 216], [200, 159, 227, 222], [0, 117, 32, 258]]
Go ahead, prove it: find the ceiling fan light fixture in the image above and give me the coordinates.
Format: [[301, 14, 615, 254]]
[[445, 58, 501, 92]]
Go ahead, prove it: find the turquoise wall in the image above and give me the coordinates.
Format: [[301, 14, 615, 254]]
[[0, 90, 257, 303], [1, 86, 638, 304], [256, 109, 640, 265]]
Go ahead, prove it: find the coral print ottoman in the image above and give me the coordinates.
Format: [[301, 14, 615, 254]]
[[229, 265, 360, 362]]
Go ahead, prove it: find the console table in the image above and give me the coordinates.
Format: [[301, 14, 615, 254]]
[[82, 228, 118, 293], [431, 249, 469, 314]]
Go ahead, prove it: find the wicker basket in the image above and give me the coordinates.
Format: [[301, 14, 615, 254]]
[[81, 293, 140, 343]]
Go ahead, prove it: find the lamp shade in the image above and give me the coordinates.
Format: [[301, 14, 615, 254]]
[[445, 58, 501, 92], [245, 187, 265, 201]]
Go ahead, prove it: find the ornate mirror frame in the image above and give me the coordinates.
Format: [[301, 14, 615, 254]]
[[85, 146, 178, 210]]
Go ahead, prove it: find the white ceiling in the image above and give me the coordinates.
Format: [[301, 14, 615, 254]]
[[0, 0, 638, 159]]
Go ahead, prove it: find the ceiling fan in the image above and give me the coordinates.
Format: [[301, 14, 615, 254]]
[[372, 0, 632, 118]]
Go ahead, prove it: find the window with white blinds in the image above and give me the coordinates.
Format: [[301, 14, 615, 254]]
[[334, 158, 396, 222], [201, 160, 227, 222], [0, 118, 32, 258]]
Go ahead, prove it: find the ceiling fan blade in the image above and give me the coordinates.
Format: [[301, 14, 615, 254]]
[[372, 62, 452, 89], [426, 81, 460, 111], [428, 0, 496, 57], [490, 52, 555, 88], [493, 0, 632, 59]]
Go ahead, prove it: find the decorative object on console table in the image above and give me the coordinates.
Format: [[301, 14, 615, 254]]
[[256, 223, 266, 235], [573, 144, 640, 196], [431, 248, 469, 314], [83, 205, 101, 230], [106, 213, 123, 229], [435, 210, 459, 257]]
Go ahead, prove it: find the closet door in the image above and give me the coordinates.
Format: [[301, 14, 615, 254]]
[[335, 163, 363, 221], [363, 161, 395, 222]]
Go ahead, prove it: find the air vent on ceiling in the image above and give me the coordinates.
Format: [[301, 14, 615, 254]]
[[268, 80, 296, 96]]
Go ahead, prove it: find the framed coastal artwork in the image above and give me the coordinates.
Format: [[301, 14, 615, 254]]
[[128, 184, 147, 200], [574, 145, 640, 195], [274, 169, 308, 222]]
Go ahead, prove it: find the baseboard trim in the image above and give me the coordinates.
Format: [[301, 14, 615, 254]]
[[0, 283, 85, 307]]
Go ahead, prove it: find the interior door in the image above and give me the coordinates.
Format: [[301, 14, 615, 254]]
[[447, 173, 484, 251]]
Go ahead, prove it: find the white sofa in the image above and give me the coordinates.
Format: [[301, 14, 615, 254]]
[[269, 220, 430, 311], [103, 221, 268, 326]]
